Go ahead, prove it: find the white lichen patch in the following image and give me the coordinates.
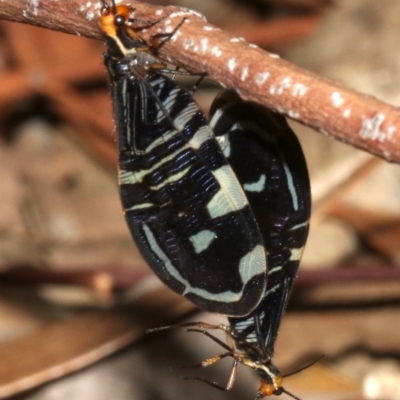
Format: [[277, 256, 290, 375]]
[[254, 72, 270, 86], [170, 10, 205, 20], [203, 25, 214, 31], [249, 43, 258, 49], [269, 85, 276, 95], [288, 110, 300, 119], [240, 67, 249, 81], [227, 58, 236, 72], [86, 10, 94, 20], [359, 113, 387, 142], [185, 9, 205, 19], [170, 29, 182, 42], [164, 25, 173, 34], [331, 91, 344, 107], [25, 0, 40, 16], [155, 9, 163, 15], [210, 45, 222, 57], [128, 8, 136, 18], [383, 150, 392, 159], [277, 77, 291, 95], [292, 83, 308, 97], [183, 38, 194, 50], [230, 37, 240, 43], [200, 38, 208, 53], [269, 53, 280, 59], [387, 125, 396, 139], [343, 109, 351, 118]]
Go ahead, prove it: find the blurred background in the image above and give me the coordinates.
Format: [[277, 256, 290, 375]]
[[1, 0, 400, 399]]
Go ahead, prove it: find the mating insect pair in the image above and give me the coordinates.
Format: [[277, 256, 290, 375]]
[[99, 1, 311, 399]]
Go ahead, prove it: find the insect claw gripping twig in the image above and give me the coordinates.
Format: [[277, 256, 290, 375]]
[[149, 16, 187, 51], [127, 12, 173, 32], [4, 0, 400, 161]]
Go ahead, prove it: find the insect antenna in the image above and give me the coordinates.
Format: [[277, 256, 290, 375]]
[[279, 388, 302, 400], [99, 0, 116, 13], [283, 354, 325, 378], [99, 0, 108, 11], [150, 17, 186, 50], [110, 0, 117, 13]]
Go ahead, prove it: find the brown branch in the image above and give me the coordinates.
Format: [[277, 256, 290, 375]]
[[1, 0, 400, 162]]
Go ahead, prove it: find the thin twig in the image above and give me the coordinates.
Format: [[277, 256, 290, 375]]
[[1, 0, 400, 162]]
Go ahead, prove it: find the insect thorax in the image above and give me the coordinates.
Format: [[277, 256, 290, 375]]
[[110, 52, 164, 79]]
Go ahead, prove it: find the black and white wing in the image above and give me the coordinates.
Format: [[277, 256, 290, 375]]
[[210, 90, 311, 355], [106, 57, 268, 317]]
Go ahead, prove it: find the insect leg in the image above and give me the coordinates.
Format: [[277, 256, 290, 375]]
[[176, 351, 233, 370], [189, 75, 206, 95], [187, 328, 232, 351], [148, 321, 237, 355], [150, 17, 186, 50], [226, 358, 239, 390], [147, 321, 230, 333], [182, 357, 240, 392], [126, 11, 173, 31]]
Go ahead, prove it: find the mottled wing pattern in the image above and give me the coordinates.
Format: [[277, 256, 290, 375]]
[[210, 91, 311, 356], [105, 57, 267, 316]]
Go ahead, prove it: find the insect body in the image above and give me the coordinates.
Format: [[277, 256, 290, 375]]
[[100, 2, 267, 317], [210, 90, 311, 398], [100, 2, 311, 397], [156, 91, 311, 399]]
